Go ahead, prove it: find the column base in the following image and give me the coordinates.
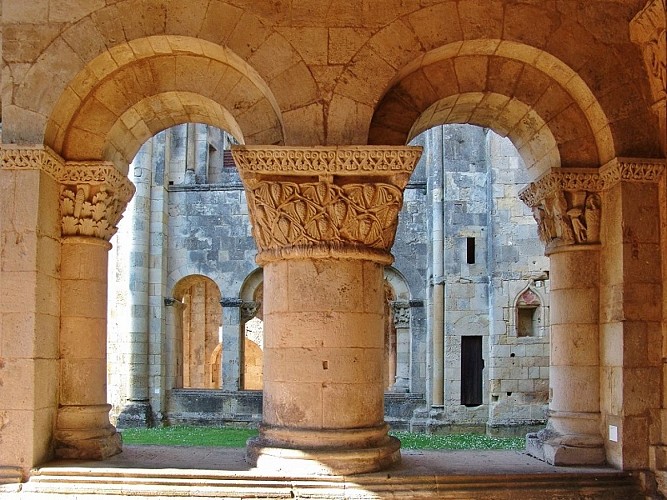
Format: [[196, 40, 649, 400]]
[[54, 405, 122, 460], [526, 428, 605, 466], [116, 400, 153, 429], [246, 424, 401, 475]]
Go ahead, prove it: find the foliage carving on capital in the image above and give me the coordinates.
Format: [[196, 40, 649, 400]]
[[246, 180, 404, 260], [60, 163, 135, 240]]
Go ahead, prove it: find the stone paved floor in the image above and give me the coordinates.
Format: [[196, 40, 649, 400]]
[[38, 445, 619, 477]]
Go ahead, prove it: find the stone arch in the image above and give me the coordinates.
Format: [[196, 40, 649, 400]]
[[239, 268, 264, 390], [44, 36, 284, 170], [9, 1, 323, 150], [40, 36, 284, 173], [172, 274, 223, 389], [368, 42, 616, 180], [329, 3, 659, 158]]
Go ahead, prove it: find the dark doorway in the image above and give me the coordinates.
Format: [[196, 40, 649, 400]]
[[461, 335, 483, 406]]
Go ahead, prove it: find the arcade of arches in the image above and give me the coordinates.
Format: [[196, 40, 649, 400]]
[[0, 0, 666, 490]]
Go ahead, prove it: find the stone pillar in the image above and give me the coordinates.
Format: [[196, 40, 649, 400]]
[[54, 162, 135, 459], [233, 146, 421, 475], [598, 159, 665, 471], [221, 297, 243, 390], [0, 146, 63, 479], [521, 170, 605, 465], [118, 142, 153, 428], [164, 298, 185, 389], [390, 301, 411, 392]]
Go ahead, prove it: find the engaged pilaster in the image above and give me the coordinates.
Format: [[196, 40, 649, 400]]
[[233, 146, 420, 475], [520, 168, 605, 466], [55, 161, 135, 459]]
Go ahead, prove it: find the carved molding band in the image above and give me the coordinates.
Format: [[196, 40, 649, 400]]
[[60, 164, 135, 241], [1, 146, 65, 179], [519, 160, 666, 207], [232, 146, 422, 178], [246, 180, 403, 264], [520, 159, 665, 253]]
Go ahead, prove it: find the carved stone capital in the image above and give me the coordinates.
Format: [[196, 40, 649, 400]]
[[232, 146, 421, 264], [520, 160, 666, 253], [520, 169, 602, 253], [60, 162, 136, 241], [241, 301, 259, 322], [390, 301, 411, 328], [631, 0, 666, 106], [1, 147, 136, 241]]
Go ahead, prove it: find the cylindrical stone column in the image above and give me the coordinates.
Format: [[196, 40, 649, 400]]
[[233, 146, 421, 475], [391, 301, 411, 392], [164, 298, 185, 389], [520, 172, 604, 466], [221, 297, 243, 390], [54, 162, 135, 459], [118, 141, 153, 428], [542, 246, 605, 464]]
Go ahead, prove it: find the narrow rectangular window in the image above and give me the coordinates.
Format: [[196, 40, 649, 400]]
[[466, 237, 475, 264], [461, 335, 483, 406]]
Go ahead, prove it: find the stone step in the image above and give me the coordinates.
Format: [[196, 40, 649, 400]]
[[2, 468, 644, 499]]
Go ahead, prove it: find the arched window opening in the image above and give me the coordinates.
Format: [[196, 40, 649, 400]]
[[515, 287, 543, 338], [173, 275, 222, 389]]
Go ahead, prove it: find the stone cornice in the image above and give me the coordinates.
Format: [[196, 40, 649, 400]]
[[232, 145, 421, 179], [1, 145, 66, 179]]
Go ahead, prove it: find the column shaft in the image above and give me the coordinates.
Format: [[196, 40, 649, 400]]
[[118, 143, 152, 428], [55, 237, 122, 458]]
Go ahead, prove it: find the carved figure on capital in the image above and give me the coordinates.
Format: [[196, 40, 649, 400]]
[[530, 190, 601, 250], [390, 301, 411, 328], [241, 301, 259, 322]]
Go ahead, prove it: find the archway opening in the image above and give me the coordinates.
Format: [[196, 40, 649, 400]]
[[404, 123, 550, 435]]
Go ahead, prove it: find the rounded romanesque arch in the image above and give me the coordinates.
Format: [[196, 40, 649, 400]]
[[328, 3, 661, 164], [6, 0, 325, 153], [367, 43, 615, 179], [41, 36, 285, 172]]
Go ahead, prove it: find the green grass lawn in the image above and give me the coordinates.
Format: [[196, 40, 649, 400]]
[[120, 426, 525, 451]]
